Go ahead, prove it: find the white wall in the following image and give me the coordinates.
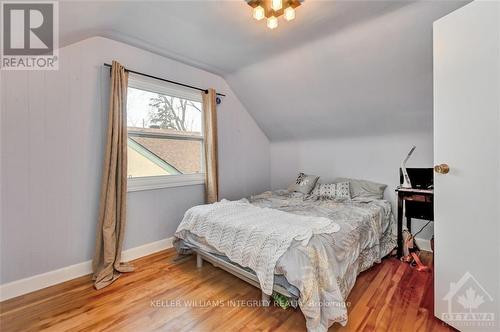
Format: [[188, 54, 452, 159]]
[[0, 37, 270, 284], [270, 132, 434, 242]]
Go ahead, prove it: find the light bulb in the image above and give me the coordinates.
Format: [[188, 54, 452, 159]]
[[253, 5, 265, 21], [271, 0, 282, 11], [284, 6, 295, 21], [267, 16, 278, 29]]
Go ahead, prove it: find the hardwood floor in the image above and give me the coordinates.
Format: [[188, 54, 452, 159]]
[[0, 249, 454, 331]]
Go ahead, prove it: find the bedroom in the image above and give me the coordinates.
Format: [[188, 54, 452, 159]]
[[0, 0, 499, 331]]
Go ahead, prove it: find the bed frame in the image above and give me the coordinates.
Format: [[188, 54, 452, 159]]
[[192, 248, 296, 305]]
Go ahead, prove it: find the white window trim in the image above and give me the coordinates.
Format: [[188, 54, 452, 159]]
[[128, 73, 203, 103], [128, 173, 205, 192], [126, 74, 205, 192]]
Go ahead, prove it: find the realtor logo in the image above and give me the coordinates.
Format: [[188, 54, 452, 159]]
[[1, 1, 58, 70], [442, 271, 495, 327]]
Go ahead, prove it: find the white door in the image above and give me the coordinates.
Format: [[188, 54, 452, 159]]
[[433, 1, 500, 331]]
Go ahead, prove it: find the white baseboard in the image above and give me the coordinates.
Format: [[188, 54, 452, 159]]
[[414, 237, 433, 252], [0, 237, 174, 302], [121, 237, 174, 262]]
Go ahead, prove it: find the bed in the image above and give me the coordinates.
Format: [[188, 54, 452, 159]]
[[174, 189, 396, 332]]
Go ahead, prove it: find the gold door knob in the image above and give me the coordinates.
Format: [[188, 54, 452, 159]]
[[434, 164, 450, 174]]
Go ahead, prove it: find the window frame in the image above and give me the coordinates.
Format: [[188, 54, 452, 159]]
[[126, 73, 205, 192]]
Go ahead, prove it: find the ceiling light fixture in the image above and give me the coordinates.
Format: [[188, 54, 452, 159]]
[[271, 0, 282, 11], [284, 6, 295, 21], [253, 5, 265, 20], [267, 16, 278, 29], [247, 0, 302, 30]]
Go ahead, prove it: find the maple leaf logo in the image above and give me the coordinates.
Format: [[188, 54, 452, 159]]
[[457, 287, 484, 312]]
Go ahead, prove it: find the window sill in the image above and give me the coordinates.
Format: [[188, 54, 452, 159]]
[[127, 174, 205, 192]]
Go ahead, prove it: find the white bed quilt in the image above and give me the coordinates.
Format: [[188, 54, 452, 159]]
[[175, 199, 340, 295]]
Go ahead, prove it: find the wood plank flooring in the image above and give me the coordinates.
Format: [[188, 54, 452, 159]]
[[0, 249, 454, 331]]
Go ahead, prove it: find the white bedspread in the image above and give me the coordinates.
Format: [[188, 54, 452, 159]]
[[175, 199, 340, 294]]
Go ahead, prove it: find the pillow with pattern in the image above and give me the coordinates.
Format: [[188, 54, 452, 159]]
[[288, 172, 319, 194], [311, 182, 351, 199]]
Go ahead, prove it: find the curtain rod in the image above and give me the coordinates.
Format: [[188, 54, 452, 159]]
[[103, 63, 226, 97]]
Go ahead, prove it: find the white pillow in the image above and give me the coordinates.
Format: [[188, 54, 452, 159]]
[[311, 182, 351, 199], [288, 172, 319, 194], [334, 177, 387, 199]]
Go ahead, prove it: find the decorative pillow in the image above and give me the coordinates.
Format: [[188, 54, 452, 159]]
[[311, 183, 334, 197], [333, 177, 387, 200], [311, 182, 351, 199], [335, 181, 351, 199], [288, 172, 319, 194]]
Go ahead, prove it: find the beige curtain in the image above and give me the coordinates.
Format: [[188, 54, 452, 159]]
[[92, 60, 134, 290], [202, 89, 219, 203]]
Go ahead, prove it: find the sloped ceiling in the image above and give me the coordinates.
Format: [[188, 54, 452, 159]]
[[59, 0, 468, 141], [226, 1, 469, 140]]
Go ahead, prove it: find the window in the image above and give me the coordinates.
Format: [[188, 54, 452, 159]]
[[126, 74, 204, 191]]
